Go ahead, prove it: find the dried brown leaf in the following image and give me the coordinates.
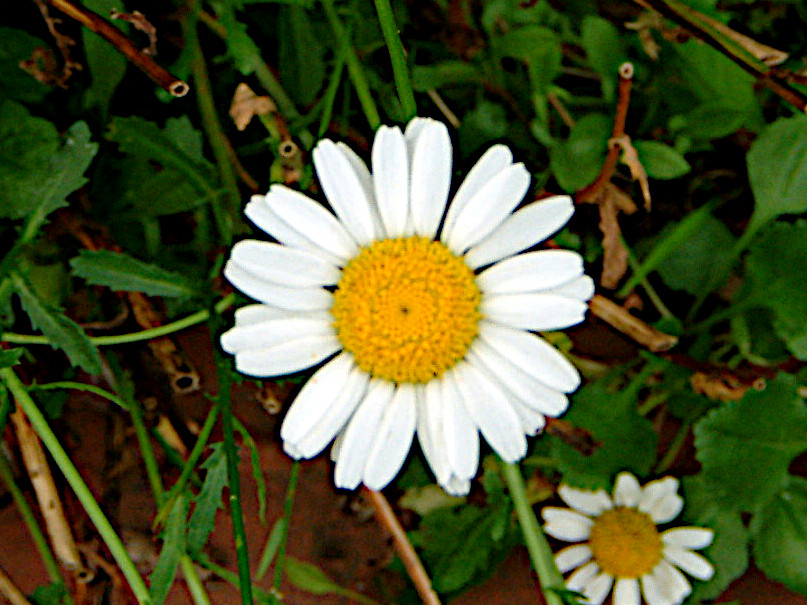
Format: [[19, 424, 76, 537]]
[[230, 83, 277, 131]]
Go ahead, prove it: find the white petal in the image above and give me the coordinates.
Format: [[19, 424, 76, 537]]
[[223, 262, 333, 311], [442, 144, 513, 238], [639, 477, 683, 524], [440, 373, 480, 480], [444, 163, 531, 254], [476, 250, 585, 295], [231, 304, 330, 327], [548, 275, 596, 301], [362, 384, 417, 490], [661, 527, 714, 550], [253, 185, 358, 262], [584, 572, 614, 605], [452, 362, 526, 463], [464, 195, 575, 269], [614, 578, 641, 605], [643, 560, 692, 605], [313, 139, 379, 245], [280, 354, 368, 457], [334, 380, 395, 490], [555, 544, 592, 573], [409, 119, 452, 239], [510, 399, 547, 436], [228, 335, 340, 377], [613, 472, 642, 507], [372, 126, 410, 238], [663, 546, 714, 581], [220, 317, 334, 352], [479, 322, 581, 393], [558, 485, 613, 516], [542, 508, 593, 542], [466, 341, 569, 417], [228, 240, 341, 287], [566, 561, 599, 592], [482, 293, 589, 331]]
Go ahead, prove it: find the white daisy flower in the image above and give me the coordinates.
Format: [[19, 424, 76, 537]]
[[221, 117, 593, 495], [542, 472, 715, 605]]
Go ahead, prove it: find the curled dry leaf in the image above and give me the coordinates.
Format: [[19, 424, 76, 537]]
[[613, 133, 651, 211], [230, 83, 278, 131], [110, 10, 158, 56], [690, 371, 753, 402], [597, 184, 637, 289]]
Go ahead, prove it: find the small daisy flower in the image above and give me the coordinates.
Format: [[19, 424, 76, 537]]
[[221, 118, 593, 495], [542, 472, 715, 605]]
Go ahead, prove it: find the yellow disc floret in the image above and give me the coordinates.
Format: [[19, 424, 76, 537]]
[[588, 507, 664, 578], [331, 236, 481, 384]]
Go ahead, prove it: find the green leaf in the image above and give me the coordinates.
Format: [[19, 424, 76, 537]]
[[69, 250, 197, 298], [284, 556, 348, 595], [634, 140, 691, 180], [0, 28, 50, 103], [0, 348, 23, 369], [682, 475, 750, 602], [279, 5, 326, 106], [82, 0, 127, 116], [550, 376, 658, 489], [29, 582, 70, 605], [150, 493, 189, 605], [233, 418, 268, 522], [492, 25, 561, 93], [743, 221, 807, 360], [13, 273, 102, 375], [655, 212, 735, 295], [581, 16, 625, 102], [549, 113, 611, 193], [752, 475, 807, 596], [412, 61, 482, 91], [187, 444, 228, 556], [0, 103, 97, 220], [747, 115, 807, 233], [693, 374, 807, 513], [459, 101, 509, 157]]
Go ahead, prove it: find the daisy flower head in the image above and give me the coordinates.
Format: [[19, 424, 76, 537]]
[[542, 472, 715, 605], [220, 117, 594, 495]]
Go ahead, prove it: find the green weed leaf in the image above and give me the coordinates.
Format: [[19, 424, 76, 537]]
[[0, 28, 50, 103], [751, 476, 807, 596], [747, 115, 807, 233], [187, 443, 228, 556], [634, 140, 691, 180], [693, 374, 807, 513], [70, 250, 197, 298], [13, 273, 102, 375], [150, 493, 189, 605], [744, 221, 807, 359], [581, 16, 625, 102], [549, 113, 611, 192], [0, 348, 23, 369], [550, 378, 658, 489], [492, 26, 561, 94]]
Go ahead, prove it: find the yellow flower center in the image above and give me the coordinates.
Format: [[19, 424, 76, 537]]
[[331, 236, 482, 384], [588, 507, 663, 578]]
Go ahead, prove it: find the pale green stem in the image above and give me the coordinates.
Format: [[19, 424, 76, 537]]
[[272, 460, 300, 591], [501, 461, 565, 605], [181, 555, 212, 605], [373, 0, 416, 120], [0, 368, 152, 605], [321, 0, 381, 130], [1, 294, 236, 347]]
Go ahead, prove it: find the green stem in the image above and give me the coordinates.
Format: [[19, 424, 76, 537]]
[[214, 354, 254, 605], [181, 555, 212, 605], [321, 0, 381, 130], [655, 419, 692, 474], [0, 368, 152, 605], [318, 47, 348, 138], [183, 2, 240, 244], [373, 0, 416, 121], [501, 461, 565, 605], [0, 454, 69, 594], [1, 293, 236, 347], [273, 460, 300, 591], [128, 395, 165, 505]]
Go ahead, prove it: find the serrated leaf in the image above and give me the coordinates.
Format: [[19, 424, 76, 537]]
[[549, 113, 611, 193], [233, 418, 267, 522], [150, 493, 189, 605], [744, 221, 807, 360], [550, 377, 658, 489], [747, 115, 807, 232], [187, 444, 228, 556], [13, 273, 102, 375], [693, 374, 807, 513], [634, 140, 691, 180], [0, 104, 97, 220], [751, 475, 807, 596], [682, 475, 750, 602], [69, 250, 196, 298]]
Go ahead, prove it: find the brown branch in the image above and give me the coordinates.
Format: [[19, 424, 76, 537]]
[[41, 0, 188, 96], [363, 488, 442, 605], [589, 294, 678, 352]]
